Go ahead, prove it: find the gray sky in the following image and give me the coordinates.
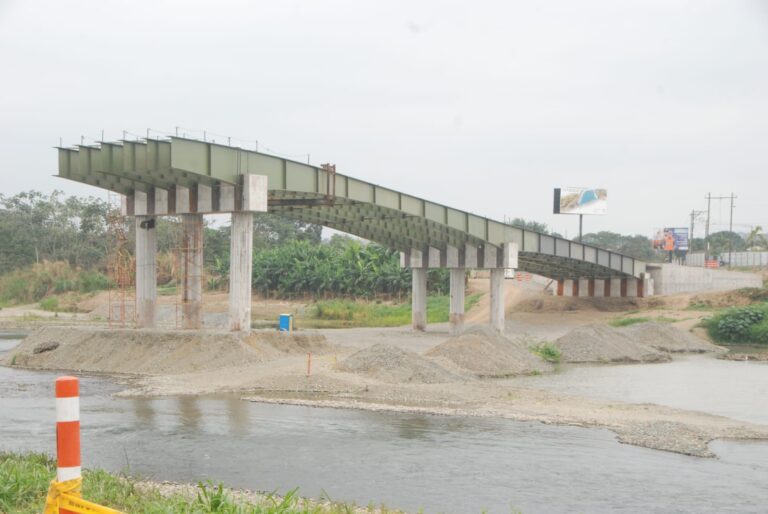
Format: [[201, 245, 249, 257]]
[[1, 0, 766, 237]]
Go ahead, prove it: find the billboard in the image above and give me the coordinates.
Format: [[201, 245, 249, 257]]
[[653, 227, 689, 251], [553, 187, 608, 215]]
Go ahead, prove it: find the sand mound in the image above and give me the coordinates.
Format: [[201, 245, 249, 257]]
[[554, 325, 670, 364], [337, 344, 458, 384], [427, 326, 552, 377], [621, 322, 723, 353], [5, 326, 329, 375]]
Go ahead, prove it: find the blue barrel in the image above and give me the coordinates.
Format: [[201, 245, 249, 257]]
[[279, 314, 293, 333]]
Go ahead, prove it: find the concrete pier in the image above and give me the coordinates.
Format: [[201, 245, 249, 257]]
[[229, 212, 253, 332], [449, 269, 465, 335], [489, 268, 505, 333], [412, 267, 428, 331], [135, 215, 157, 328], [181, 214, 203, 329]]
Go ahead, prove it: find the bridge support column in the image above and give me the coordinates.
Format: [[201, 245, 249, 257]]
[[181, 214, 203, 329], [490, 268, 505, 333], [449, 269, 465, 335], [229, 212, 253, 332], [135, 216, 157, 328], [412, 268, 428, 331]]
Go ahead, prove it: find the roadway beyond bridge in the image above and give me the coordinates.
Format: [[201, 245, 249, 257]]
[[56, 135, 652, 334]]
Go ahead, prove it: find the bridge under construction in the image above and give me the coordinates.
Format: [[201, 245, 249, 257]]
[[56, 134, 652, 334]]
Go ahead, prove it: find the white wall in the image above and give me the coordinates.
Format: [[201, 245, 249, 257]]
[[648, 264, 762, 295]]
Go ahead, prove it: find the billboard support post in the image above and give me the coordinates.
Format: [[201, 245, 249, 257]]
[[579, 214, 583, 242]]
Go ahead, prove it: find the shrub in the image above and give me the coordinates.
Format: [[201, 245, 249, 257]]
[[748, 319, 768, 345], [706, 305, 768, 343], [39, 297, 58, 312], [531, 343, 562, 363]]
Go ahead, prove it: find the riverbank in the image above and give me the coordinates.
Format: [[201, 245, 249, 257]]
[[0, 452, 400, 514], [4, 322, 767, 458]]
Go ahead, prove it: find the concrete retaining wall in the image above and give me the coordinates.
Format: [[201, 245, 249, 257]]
[[648, 264, 762, 295], [687, 251, 768, 268]]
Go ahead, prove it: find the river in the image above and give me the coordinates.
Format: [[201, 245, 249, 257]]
[[2, 336, 768, 513]]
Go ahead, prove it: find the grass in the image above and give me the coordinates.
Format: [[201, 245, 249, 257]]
[[0, 261, 110, 306], [608, 316, 676, 328], [529, 343, 561, 363], [0, 452, 396, 514], [303, 294, 482, 328]]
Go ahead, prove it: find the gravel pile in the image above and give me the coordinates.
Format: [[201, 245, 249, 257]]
[[621, 322, 723, 353], [427, 326, 552, 377], [553, 325, 670, 364], [336, 343, 459, 384]]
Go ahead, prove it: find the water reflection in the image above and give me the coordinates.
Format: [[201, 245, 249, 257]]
[[178, 396, 202, 430], [226, 396, 249, 436], [132, 398, 155, 425]]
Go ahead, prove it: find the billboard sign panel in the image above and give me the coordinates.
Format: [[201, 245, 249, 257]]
[[653, 227, 689, 251], [553, 187, 608, 215]]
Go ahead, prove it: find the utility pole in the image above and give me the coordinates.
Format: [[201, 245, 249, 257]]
[[704, 193, 737, 268], [704, 193, 712, 266], [728, 193, 736, 269]]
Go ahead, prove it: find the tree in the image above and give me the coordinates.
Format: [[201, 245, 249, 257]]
[[745, 226, 768, 251], [508, 217, 550, 234], [706, 231, 746, 258], [581, 231, 661, 261]]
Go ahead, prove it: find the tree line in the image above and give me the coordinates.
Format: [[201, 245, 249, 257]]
[[1, 191, 764, 301]]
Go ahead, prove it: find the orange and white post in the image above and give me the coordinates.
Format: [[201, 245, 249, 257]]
[[44, 376, 123, 514], [56, 376, 81, 486]]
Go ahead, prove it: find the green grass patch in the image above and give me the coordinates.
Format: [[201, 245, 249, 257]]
[[0, 452, 396, 514], [530, 343, 561, 363], [38, 297, 59, 312], [608, 316, 676, 328], [608, 316, 651, 327], [304, 294, 482, 328]]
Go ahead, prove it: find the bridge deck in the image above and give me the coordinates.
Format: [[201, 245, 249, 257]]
[[57, 136, 645, 280]]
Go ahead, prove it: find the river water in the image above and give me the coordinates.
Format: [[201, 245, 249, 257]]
[[2, 336, 768, 513]]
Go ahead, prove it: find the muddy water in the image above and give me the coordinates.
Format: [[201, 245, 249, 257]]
[[514, 355, 768, 425], [2, 338, 768, 513]]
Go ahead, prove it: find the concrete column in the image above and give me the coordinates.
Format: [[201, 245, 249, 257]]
[[587, 279, 595, 297], [595, 279, 605, 297], [627, 278, 638, 297], [229, 212, 253, 332], [490, 268, 506, 333], [135, 215, 157, 328], [610, 278, 622, 297], [411, 268, 428, 331], [572, 279, 580, 297], [181, 214, 203, 329], [449, 269, 465, 335], [556, 280, 564, 296]]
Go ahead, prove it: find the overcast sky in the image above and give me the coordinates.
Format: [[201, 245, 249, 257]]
[[1, 0, 766, 238]]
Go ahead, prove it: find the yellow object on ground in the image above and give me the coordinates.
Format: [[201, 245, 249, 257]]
[[43, 478, 123, 514]]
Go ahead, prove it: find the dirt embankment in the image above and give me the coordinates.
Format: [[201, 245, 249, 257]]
[[6, 326, 331, 375]]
